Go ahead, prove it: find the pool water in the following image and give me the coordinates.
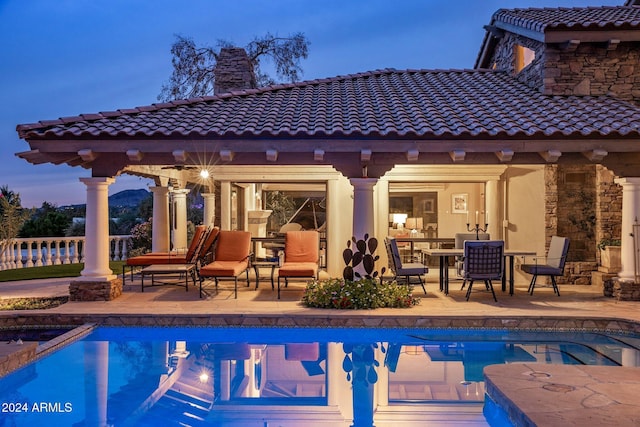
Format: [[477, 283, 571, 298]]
[[0, 327, 638, 427]]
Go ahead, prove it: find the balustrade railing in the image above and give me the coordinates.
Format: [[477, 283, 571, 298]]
[[0, 235, 132, 271]]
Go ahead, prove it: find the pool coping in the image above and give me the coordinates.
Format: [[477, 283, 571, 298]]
[[0, 312, 638, 334]]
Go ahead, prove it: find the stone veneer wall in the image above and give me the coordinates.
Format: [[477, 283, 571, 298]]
[[542, 42, 640, 101], [490, 32, 640, 104], [545, 165, 600, 285], [595, 165, 623, 249]]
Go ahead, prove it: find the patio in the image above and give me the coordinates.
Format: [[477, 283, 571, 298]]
[[2, 272, 639, 331]]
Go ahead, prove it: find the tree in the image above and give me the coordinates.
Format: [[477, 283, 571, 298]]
[[19, 201, 71, 238], [0, 186, 32, 259], [158, 32, 309, 101]]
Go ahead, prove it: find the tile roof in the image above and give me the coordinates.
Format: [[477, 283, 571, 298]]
[[492, 5, 640, 33], [17, 68, 640, 140]]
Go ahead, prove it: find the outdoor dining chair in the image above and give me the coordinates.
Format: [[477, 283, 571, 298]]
[[198, 230, 252, 298], [277, 230, 320, 299], [462, 240, 504, 302], [384, 237, 428, 294], [455, 232, 490, 289], [521, 236, 570, 296]]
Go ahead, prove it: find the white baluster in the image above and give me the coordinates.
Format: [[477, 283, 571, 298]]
[[63, 239, 71, 264], [114, 237, 122, 261], [0, 241, 7, 270], [16, 240, 25, 269], [34, 240, 43, 267], [25, 240, 34, 267], [44, 240, 53, 266], [8, 240, 18, 269], [53, 240, 62, 265], [71, 240, 80, 263], [78, 238, 85, 263], [121, 236, 129, 260]]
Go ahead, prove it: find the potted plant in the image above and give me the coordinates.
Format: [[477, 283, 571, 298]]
[[597, 238, 621, 273]]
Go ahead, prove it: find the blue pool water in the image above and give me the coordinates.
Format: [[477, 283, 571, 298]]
[[0, 327, 639, 427]]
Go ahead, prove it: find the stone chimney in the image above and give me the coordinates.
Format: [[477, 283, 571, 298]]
[[214, 47, 258, 95]]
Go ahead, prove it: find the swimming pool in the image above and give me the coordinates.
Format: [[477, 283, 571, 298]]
[[1, 326, 638, 426]]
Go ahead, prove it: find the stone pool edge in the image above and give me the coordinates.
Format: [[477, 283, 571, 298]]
[[0, 313, 638, 334]]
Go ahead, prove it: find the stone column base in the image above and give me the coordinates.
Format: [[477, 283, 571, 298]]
[[611, 278, 640, 301], [69, 278, 123, 301]]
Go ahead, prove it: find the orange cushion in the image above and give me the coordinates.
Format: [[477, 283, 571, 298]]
[[284, 231, 319, 262], [184, 225, 208, 260], [200, 261, 248, 277], [215, 231, 251, 261], [278, 262, 318, 277]]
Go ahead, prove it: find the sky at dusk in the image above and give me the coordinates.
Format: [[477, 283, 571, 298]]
[[0, 0, 621, 208]]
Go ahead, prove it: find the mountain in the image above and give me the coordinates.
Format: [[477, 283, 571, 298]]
[[108, 189, 150, 207]]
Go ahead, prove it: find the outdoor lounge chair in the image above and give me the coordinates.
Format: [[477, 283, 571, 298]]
[[123, 225, 217, 284], [384, 237, 428, 294], [521, 236, 570, 296], [277, 231, 320, 299], [462, 240, 504, 302], [198, 230, 252, 299]]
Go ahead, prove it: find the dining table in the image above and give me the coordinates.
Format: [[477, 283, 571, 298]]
[[421, 248, 536, 296]]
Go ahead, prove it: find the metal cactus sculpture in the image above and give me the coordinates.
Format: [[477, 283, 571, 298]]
[[342, 233, 386, 281]]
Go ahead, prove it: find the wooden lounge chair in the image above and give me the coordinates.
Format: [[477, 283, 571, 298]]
[[198, 230, 252, 298], [521, 236, 570, 296], [276, 231, 320, 299], [123, 225, 216, 284]]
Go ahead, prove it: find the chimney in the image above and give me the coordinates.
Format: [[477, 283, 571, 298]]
[[214, 47, 258, 95]]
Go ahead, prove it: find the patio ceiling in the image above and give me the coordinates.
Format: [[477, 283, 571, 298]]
[[16, 68, 640, 180]]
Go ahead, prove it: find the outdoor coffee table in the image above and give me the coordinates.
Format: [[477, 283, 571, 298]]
[[140, 264, 197, 292]]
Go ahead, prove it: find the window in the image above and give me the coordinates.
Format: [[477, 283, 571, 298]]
[[514, 45, 535, 74]]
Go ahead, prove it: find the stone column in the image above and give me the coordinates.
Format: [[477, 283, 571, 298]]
[[71, 178, 121, 301], [171, 189, 190, 252], [79, 177, 115, 281], [614, 177, 640, 282], [150, 186, 170, 253], [220, 181, 232, 230], [202, 192, 216, 226]]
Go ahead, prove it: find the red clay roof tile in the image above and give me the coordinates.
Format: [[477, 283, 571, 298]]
[[493, 6, 640, 32], [16, 68, 640, 140]]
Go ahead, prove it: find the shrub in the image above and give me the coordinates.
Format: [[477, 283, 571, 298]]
[[302, 277, 420, 309]]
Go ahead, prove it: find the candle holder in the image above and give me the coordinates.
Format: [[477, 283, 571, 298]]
[[467, 223, 488, 240]]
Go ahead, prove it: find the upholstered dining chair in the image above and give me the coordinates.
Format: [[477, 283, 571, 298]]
[[384, 237, 428, 294], [462, 240, 504, 302], [521, 236, 570, 296], [277, 230, 320, 299], [198, 230, 252, 298]]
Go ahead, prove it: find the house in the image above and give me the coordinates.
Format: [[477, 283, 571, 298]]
[[15, 3, 640, 300]]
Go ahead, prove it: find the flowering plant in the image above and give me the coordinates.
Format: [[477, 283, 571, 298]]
[[302, 277, 420, 309]]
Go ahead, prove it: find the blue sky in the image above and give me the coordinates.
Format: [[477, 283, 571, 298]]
[[0, 0, 621, 207]]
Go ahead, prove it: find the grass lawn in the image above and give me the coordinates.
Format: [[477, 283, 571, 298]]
[[0, 261, 125, 310], [0, 261, 125, 282]]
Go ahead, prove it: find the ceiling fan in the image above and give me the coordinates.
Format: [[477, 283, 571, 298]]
[[160, 164, 199, 171]]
